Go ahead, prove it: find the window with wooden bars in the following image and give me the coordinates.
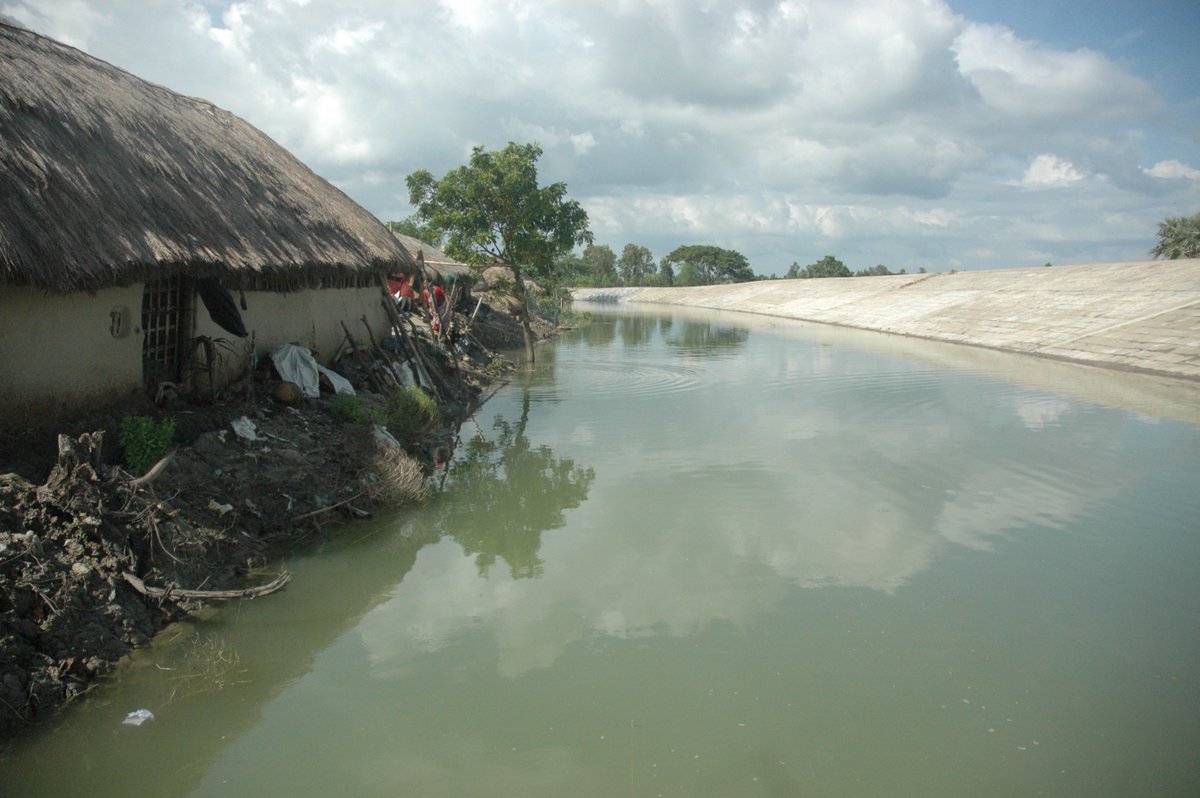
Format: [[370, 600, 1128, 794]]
[[141, 276, 191, 392]]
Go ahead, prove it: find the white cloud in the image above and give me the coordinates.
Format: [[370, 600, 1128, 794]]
[[5, 0, 1198, 272], [1147, 160, 1200, 180], [1023, 154, 1086, 187], [1, 0, 105, 48], [953, 23, 1159, 124], [310, 21, 382, 56], [568, 132, 596, 155]]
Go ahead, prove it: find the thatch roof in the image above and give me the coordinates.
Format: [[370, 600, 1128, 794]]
[[392, 232, 475, 285], [0, 21, 416, 293]]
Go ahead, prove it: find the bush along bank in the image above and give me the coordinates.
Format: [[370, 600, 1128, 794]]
[[0, 295, 542, 747]]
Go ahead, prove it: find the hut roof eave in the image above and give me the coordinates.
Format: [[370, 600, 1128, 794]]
[[0, 21, 416, 293]]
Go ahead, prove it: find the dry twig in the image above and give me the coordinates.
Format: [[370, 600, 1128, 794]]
[[122, 571, 291, 601]]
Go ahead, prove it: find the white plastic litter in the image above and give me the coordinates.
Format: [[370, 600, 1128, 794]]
[[271, 343, 320, 398], [389, 359, 417, 387], [372, 425, 402, 451], [123, 709, 155, 726], [316, 363, 355, 396], [230, 416, 259, 442], [271, 343, 355, 398]]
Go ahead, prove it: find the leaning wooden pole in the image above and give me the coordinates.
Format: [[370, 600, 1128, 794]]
[[378, 278, 440, 394]]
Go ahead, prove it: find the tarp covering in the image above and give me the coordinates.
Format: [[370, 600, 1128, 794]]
[[196, 279, 248, 337], [271, 343, 354, 398]]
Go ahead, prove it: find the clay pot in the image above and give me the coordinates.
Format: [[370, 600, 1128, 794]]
[[273, 381, 305, 404]]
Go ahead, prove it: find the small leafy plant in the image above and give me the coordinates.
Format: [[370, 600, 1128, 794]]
[[384, 385, 439, 437], [120, 415, 176, 474], [329, 393, 387, 426]]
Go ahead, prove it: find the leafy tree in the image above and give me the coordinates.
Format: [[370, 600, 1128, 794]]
[[553, 251, 589, 284], [581, 243, 618, 286], [657, 259, 675, 287], [854, 264, 895, 277], [386, 215, 442, 246], [1151, 212, 1200, 259], [662, 244, 755, 286], [785, 261, 801, 279], [797, 255, 851, 279], [407, 142, 592, 362], [618, 243, 656, 285]]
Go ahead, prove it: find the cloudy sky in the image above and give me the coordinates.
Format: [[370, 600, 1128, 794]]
[[6, 0, 1199, 275]]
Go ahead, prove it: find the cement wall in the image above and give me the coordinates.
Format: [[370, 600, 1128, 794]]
[[572, 259, 1200, 382]]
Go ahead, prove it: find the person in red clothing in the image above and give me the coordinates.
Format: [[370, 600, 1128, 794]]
[[388, 273, 417, 314], [398, 276, 417, 314], [430, 283, 449, 336]]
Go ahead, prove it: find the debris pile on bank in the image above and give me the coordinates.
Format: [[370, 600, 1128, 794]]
[[0, 295, 541, 745]]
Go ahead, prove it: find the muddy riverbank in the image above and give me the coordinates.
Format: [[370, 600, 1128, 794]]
[[0, 300, 551, 746]]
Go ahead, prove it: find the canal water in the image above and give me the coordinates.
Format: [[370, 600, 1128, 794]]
[[3, 305, 1199, 797]]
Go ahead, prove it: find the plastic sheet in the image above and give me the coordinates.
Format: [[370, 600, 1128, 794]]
[[271, 343, 355, 398]]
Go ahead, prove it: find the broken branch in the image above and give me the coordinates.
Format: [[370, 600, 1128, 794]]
[[122, 571, 291, 601]]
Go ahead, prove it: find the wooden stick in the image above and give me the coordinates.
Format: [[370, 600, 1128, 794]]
[[342, 319, 391, 393], [466, 296, 484, 331], [123, 571, 291, 601], [378, 280, 435, 390], [360, 314, 382, 351], [127, 447, 178, 490], [362, 316, 414, 390], [292, 489, 369, 522], [379, 293, 440, 395], [340, 320, 362, 358], [246, 330, 257, 409]]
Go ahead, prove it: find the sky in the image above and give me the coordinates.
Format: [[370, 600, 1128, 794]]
[[4, 0, 1199, 275]]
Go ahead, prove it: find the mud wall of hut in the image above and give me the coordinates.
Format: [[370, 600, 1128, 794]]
[[0, 285, 144, 411], [0, 282, 392, 423], [192, 285, 393, 383]]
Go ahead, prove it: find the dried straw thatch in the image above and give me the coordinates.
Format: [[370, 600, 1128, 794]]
[[392, 232, 475, 285], [0, 21, 415, 294]]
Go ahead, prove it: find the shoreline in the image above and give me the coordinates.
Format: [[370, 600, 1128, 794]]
[[0, 301, 542, 747]]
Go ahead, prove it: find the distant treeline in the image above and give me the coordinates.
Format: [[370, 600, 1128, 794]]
[[560, 246, 922, 287]]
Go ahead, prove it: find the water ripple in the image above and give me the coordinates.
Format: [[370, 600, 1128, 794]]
[[550, 356, 703, 399]]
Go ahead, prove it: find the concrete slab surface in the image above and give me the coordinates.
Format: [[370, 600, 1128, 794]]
[[571, 259, 1200, 382]]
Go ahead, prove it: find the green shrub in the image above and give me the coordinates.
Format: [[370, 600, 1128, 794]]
[[120, 415, 176, 474], [329, 393, 386, 426], [384, 385, 439, 437]]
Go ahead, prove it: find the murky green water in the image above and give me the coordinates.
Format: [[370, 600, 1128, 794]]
[[4, 306, 1200, 797]]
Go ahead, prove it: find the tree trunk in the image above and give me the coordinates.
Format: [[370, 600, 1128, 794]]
[[508, 263, 536, 364]]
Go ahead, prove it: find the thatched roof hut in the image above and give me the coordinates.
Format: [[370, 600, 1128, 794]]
[[0, 21, 415, 294], [392, 233, 475, 285]]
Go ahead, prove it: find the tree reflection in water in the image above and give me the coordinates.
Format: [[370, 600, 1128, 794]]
[[440, 387, 595, 580], [580, 315, 617, 348], [616, 314, 655, 348], [665, 319, 749, 356]]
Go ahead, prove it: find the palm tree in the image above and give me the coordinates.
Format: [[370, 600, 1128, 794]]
[[1151, 212, 1200, 259]]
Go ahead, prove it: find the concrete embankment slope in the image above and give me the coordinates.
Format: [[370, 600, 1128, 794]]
[[571, 259, 1200, 381]]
